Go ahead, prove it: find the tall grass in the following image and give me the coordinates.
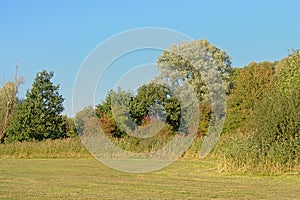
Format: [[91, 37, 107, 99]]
[[211, 89, 300, 175], [212, 133, 300, 175], [0, 137, 91, 158]]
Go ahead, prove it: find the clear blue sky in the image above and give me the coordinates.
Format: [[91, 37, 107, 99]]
[[1, 0, 299, 116]]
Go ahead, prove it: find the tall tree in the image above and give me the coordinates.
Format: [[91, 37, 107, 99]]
[[156, 39, 232, 102], [0, 65, 24, 143], [6, 70, 66, 142], [156, 39, 232, 135]]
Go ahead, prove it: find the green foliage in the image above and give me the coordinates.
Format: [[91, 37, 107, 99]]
[[197, 102, 211, 136], [0, 68, 24, 143], [110, 88, 135, 134], [95, 91, 127, 138], [96, 90, 113, 117], [95, 40, 232, 138], [97, 111, 119, 137], [85, 44, 299, 174], [64, 116, 78, 138], [6, 70, 67, 142], [217, 53, 300, 174], [216, 88, 300, 174], [157, 39, 232, 102], [130, 83, 181, 130], [95, 85, 181, 137], [93, 86, 181, 153], [156, 39, 232, 135], [252, 89, 299, 148], [111, 122, 174, 153], [74, 106, 95, 136], [277, 49, 300, 93], [223, 61, 276, 134]]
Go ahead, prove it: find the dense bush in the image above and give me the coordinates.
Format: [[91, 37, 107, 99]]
[[216, 51, 300, 174], [223, 62, 276, 134], [216, 88, 300, 174]]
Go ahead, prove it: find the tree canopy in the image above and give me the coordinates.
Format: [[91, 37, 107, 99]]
[[223, 61, 276, 133], [156, 39, 232, 102]]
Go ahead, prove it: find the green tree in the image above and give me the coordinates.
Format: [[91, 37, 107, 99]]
[[96, 90, 113, 117], [156, 39, 232, 135], [157, 39, 232, 102], [129, 82, 181, 130], [110, 88, 136, 135], [7, 70, 66, 142], [223, 62, 276, 134], [95, 85, 181, 137]]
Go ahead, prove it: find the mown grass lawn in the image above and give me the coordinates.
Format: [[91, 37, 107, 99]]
[[0, 158, 299, 199]]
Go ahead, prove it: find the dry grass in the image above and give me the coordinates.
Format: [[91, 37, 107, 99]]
[[0, 138, 91, 158]]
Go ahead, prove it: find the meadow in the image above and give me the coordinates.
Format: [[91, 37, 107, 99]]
[[0, 139, 299, 199], [0, 158, 299, 199]]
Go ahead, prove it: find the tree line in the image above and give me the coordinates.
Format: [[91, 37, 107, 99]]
[[0, 39, 299, 172], [94, 40, 299, 170]]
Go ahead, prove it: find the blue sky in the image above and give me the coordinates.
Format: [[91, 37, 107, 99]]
[[1, 0, 300, 116]]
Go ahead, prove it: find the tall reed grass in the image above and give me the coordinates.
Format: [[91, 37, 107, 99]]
[[212, 133, 300, 175], [0, 138, 91, 158]]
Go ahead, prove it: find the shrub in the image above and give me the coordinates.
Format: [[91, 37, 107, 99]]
[[215, 88, 300, 174]]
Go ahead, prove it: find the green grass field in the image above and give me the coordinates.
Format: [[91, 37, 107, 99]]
[[0, 158, 299, 199]]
